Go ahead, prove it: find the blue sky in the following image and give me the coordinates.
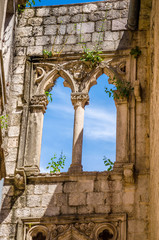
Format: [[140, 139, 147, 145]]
[[32, 0, 104, 7], [32, 0, 116, 172]]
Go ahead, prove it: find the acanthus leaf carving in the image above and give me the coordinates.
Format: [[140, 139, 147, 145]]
[[71, 93, 89, 109], [30, 94, 48, 113]]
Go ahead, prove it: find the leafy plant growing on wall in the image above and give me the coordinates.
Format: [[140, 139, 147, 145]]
[[45, 90, 53, 103], [46, 152, 66, 173], [105, 76, 134, 100], [103, 156, 114, 171], [80, 45, 103, 68], [18, 0, 41, 14], [130, 46, 141, 59], [0, 115, 8, 129]]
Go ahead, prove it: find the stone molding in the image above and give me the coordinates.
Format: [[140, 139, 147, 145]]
[[30, 94, 48, 113], [71, 92, 89, 109]]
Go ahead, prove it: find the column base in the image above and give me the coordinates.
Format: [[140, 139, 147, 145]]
[[68, 164, 83, 173]]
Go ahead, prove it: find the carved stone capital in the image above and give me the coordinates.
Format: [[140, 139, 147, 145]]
[[30, 94, 48, 113], [123, 163, 135, 184], [71, 93, 89, 109]]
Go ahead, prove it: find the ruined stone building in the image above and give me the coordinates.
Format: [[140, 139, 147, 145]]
[[1, 0, 159, 239]]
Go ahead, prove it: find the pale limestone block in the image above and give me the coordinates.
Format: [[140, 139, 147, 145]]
[[6, 148, 18, 162], [44, 25, 57, 35], [77, 205, 94, 214], [104, 31, 120, 41], [120, 9, 129, 18], [2, 186, 14, 196], [83, 4, 98, 13], [18, 18, 27, 27], [8, 126, 20, 137], [97, 180, 110, 192], [112, 180, 123, 191], [30, 207, 46, 217], [87, 192, 105, 206], [114, 1, 128, 10], [44, 16, 56, 25], [59, 25, 66, 35], [41, 194, 53, 207], [36, 8, 50, 16], [69, 6, 82, 15], [36, 36, 51, 45], [0, 224, 16, 237], [57, 16, 71, 24], [71, 14, 88, 23], [61, 206, 77, 214], [15, 208, 31, 218], [34, 184, 48, 194], [112, 192, 123, 205], [94, 205, 111, 214], [76, 22, 94, 33], [51, 36, 63, 45], [12, 74, 24, 84], [5, 162, 16, 175], [69, 193, 86, 206], [28, 17, 43, 26], [26, 185, 34, 195], [16, 26, 32, 37], [64, 35, 77, 44], [15, 47, 26, 56], [58, 7, 68, 15], [22, 9, 35, 18], [98, 2, 112, 10], [9, 113, 21, 126], [48, 183, 63, 194], [45, 206, 60, 216], [27, 46, 43, 56], [107, 9, 121, 19], [96, 20, 111, 31], [21, 37, 35, 46], [32, 26, 43, 36], [51, 7, 60, 16], [67, 24, 76, 34], [64, 180, 94, 193], [100, 41, 116, 51], [1, 196, 11, 209], [89, 11, 107, 21], [112, 18, 127, 30], [92, 32, 104, 42], [11, 84, 23, 94], [78, 33, 91, 42], [13, 64, 25, 74], [13, 56, 26, 65], [27, 195, 41, 207]]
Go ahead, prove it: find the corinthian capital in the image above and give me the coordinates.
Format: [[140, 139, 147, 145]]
[[30, 94, 48, 113], [71, 93, 89, 109]]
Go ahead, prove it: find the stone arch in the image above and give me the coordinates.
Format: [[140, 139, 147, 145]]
[[94, 223, 117, 240], [27, 225, 49, 240], [36, 68, 76, 95]]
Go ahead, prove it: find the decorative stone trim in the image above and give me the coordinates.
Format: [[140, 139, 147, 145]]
[[71, 92, 89, 109], [123, 163, 135, 184], [30, 94, 48, 113]]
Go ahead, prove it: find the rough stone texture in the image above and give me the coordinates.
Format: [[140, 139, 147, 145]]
[[0, 0, 154, 239]]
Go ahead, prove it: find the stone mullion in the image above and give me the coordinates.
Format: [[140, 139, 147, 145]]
[[69, 93, 89, 173]]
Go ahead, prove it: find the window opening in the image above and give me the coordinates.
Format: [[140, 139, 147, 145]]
[[32, 232, 46, 240], [83, 74, 116, 171], [98, 229, 114, 240], [40, 77, 74, 173]]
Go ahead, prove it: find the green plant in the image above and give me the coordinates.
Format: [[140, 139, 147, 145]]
[[0, 115, 8, 129], [43, 50, 52, 58], [45, 90, 53, 103], [105, 76, 134, 100], [46, 152, 66, 173], [18, 0, 41, 14], [103, 156, 114, 171], [80, 44, 103, 68], [130, 46, 141, 59]]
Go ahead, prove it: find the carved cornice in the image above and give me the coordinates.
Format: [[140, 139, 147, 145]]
[[71, 93, 89, 109], [30, 94, 48, 113]]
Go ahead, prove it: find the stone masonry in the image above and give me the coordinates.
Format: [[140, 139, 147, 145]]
[[0, 0, 153, 239]]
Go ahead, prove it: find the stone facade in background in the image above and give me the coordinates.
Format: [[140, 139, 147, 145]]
[[0, 0, 155, 239]]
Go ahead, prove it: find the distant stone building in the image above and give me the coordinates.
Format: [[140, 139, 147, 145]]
[[0, 0, 159, 239]]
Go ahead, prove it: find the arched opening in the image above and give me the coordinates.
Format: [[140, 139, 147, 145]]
[[40, 77, 74, 173], [83, 73, 116, 171], [32, 232, 46, 240], [98, 229, 114, 240]]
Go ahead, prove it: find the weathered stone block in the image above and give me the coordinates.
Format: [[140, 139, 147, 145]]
[[48, 183, 63, 193], [36, 8, 50, 17], [61, 206, 77, 214], [20, 37, 35, 47], [89, 11, 107, 21], [92, 32, 104, 42], [71, 14, 88, 23], [104, 31, 120, 41], [69, 193, 86, 206], [8, 126, 20, 137], [77, 205, 94, 214], [78, 33, 91, 42], [55, 193, 68, 206], [44, 16, 56, 25], [34, 184, 48, 194], [15, 47, 26, 56], [114, 1, 128, 10], [41, 194, 53, 207], [98, 2, 112, 10], [64, 181, 94, 193], [57, 16, 71, 24], [32, 26, 43, 36], [44, 25, 57, 35], [69, 6, 82, 15], [87, 192, 105, 206], [15, 208, 31, 218], [44, 206, 60, 216], [96, 20, 111, 31], [94, 205, 111, 214], [13, 64, 25, 74], [27, 195, 41, 207], [67, 24, 76, 34], [36, 36, 51, 45], [11, 83, 23, 95], [16, 27, 32, 37], [76, 22, 94, 33], [31, 207, 46, 217], [123, 190, 135, 205], [107, 9, 121, 19], [112, 18, 127, 30], [6, 148, 18, 162], [58, 7, 68, 15], [9, 113, 21, 126], [28, 17, 43, 26], [51, 36, 63, 45], [83, 4, 98, 13], [64, 35, 77, 44], [21, 9, 35, 18], [27, 46, 43, 56]]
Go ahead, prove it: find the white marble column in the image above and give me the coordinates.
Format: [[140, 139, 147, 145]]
[[69, 93, 89, 173]]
